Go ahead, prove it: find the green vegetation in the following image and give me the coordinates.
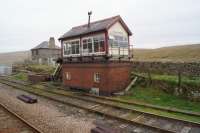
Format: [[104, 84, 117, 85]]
[[32, 82, 200, 123], [10, 72, 28, 81], [133, 72, 200, 87], [26, 64, 55, 74], [119, 86, 200, 113]]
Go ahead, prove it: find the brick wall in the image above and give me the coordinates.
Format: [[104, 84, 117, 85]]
[[62, 62, 132, 95]]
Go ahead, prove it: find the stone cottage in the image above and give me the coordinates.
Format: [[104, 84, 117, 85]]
[[31, 37, 61, 66]]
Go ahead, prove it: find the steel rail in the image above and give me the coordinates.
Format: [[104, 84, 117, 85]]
[[0, 102, 43, 133]]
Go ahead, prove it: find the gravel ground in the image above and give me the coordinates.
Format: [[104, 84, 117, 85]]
[[0, 83, 95, 133], [0, 83, 160, 133], [0, 106, 36, 133]]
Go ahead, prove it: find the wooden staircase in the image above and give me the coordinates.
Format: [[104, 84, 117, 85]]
[[52, 64, 62, 81]]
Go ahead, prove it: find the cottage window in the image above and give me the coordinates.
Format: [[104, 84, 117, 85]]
[[32, 50, 34, 56], [35, 50, 39, 55], [64, 40, 80, 55], [94, 73, 100, 83], [65, 72, 71, 80]]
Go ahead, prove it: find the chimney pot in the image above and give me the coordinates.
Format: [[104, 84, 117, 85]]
[[49, 37, 55, 48]]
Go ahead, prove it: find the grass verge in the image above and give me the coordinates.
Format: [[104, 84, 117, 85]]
[[119, 86, 200, 112], [118, 86, 200, 122]]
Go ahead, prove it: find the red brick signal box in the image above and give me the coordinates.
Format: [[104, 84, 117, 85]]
[[59, 15, 133, 95]]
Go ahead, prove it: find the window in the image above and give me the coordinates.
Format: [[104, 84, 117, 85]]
[[82, 35, 105, 54], [109, 35, 128, 48], [82, 38, 93, 54], [65, 72, 71, 80], [94, 73, 100, 83], [108, 35, 129, 56], [63, 40, 80, 55], [93, 36, 105, 52], [34, 50, 38, 55], [32, 50, 34, 56]]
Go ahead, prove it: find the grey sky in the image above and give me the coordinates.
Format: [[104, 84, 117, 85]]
[[0, 0, 200, 52]]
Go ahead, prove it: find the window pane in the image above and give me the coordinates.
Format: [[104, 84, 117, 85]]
[[82, 39, 87, 49], [83, 40, 86, 43], [94, 73, 100, 83], [88, 42, 92, 53], [94, 41, 99, 52], [100, 41, 105, 52], [83, 43, 87, 49], [72, 45, 76, 54], [93, 38, 98, 42], [113, 40, 119, 47], [67, 44, 72, 55], [64, 43, 70, 55], [88, 38, 92, 43], [75, 44, 79, 54]]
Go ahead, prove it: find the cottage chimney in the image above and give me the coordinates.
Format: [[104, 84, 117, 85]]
[[49, 37, 56, 48], [88, 11, 92, 28]]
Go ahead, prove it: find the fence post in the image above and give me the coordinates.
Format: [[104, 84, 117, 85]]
[[178, 71, 182, 88], [147, 70, 152, 85]]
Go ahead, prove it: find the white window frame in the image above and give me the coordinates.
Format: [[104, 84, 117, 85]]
[[94, 73, 100, 83], [108, 35, 129, 56], [93, 35, 105, 54], [63, 39, 80, 57], [82, 34, 106, 56], [65, 72, 71, 80], [82, 37, 93, 56]]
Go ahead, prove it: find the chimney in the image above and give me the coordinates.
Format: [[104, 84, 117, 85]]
[[88, 11, 92, 28], [49, 37, 56, 48]]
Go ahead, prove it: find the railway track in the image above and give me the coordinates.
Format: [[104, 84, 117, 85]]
[[4, 76, 199, 118], [0, 102, 42, 133], [44, 83, 200, 118], [0, 78, 200, 133], [3, 77, 200, 121]]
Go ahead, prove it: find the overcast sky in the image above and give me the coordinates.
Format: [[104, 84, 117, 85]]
[[0, 0, 200, 52]]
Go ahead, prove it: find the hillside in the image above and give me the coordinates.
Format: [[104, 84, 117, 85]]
[[133, 44, 200, 62], [0, 51, 31, 65], [0, 44, 200, 65]]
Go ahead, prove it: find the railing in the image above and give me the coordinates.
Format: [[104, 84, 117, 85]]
[[108, 44, 134, 58], [63, 44, 134, 59]]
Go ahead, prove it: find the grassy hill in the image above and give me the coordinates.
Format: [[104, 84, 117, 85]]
[[0, 51, 30, 65], [0, 44, 200, 65], [133, 44, 200, 62]]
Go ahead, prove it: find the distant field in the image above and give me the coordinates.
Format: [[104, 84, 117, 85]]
[[0, 44, 200, 65], [0, 51, 30, 65], [133, 44, 200, 62]]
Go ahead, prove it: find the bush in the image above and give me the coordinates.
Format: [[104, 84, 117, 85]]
[[26, 64, 55, 74]]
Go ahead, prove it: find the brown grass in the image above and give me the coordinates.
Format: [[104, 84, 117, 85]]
[[133, 44, 200, 62]]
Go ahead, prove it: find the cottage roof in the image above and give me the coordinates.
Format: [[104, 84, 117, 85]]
[[31, 41, 60, 50], [59, 15, 132, 40]]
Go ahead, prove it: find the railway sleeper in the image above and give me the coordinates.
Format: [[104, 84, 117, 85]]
[[17, 95, 37, 104]]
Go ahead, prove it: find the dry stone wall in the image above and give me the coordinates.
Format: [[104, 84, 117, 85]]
[[133, 61, 200, 77]]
